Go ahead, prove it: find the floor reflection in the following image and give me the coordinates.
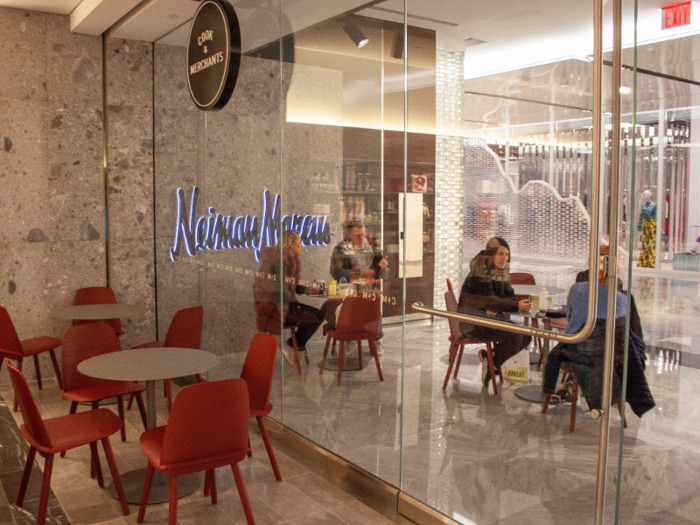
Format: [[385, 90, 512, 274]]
[[275, 269, 700, 524]]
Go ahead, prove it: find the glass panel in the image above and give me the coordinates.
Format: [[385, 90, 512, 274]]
[[615, 0, 696, 521], [400, 0, 619, 522], [277, 0, 407, 487]]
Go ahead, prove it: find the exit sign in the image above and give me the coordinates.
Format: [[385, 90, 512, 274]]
[[662, 2, 691, 29]]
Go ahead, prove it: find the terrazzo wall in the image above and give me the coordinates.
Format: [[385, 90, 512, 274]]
[[0, 8, 107, 383]]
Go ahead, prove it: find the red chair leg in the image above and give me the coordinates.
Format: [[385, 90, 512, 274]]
[[247, 436, 252, 457], [48, 350, 62, 390], [542, 394, 551, 414], [33, 354, 43, 391], [337, 342, 344, 386], [331, 338, 337, 356], [443, 343, 458, 390], [231, 463, 255, 525], [164, 379, 173, 413], [37, 454, 54, 525], [257, 416, 281, 481], [89, 441, 104, 487], [102, 437, 129, 515], [195, 373, 203, 383], [134, 393, 148, 430], [204, 469, 210, 496], [453, 345, 465, 379], [13, 358, 23, 412], [485, 347, 498, 395], [618, 402, 627, 428], [17, 445, 36, 506], [207, 469, 218, 504], [357, 340, 363, 370], [169, 476, 179, 525], [127, 393, 135, 410], [319, 336, 332, 374], [137, 463, 155, 523], [570, 378, 579, 433], [290, 328, 302, 375], [368, 339, 384, 382], [116, 395, 126, 441]]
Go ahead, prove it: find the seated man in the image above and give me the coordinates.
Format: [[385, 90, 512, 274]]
[[543, 276, 655, 417], [458, 237, 532, 387], [328, 221, 388, 354]]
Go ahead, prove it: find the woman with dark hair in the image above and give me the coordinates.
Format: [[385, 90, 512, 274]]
[[458, 238, 532, 387]]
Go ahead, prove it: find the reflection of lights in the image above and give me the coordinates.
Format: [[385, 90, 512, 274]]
[[619, 86, 632, 95]]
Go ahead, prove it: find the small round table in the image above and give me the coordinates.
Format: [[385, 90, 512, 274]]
[[78, 347, 220, 504], [511, 285, 566, 296]]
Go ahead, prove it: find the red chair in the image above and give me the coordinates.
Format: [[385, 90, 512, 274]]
[[127, 306, 204, 412], [61, 324, 147, 443], [0, 306, 63, 411], [443, 280, 498, 394], [137, 379, 255, 525], [319, 294, 383, 386], [7, 364, 130, 525], [240, 332, 282, 481], [72, 287, 124, 336]]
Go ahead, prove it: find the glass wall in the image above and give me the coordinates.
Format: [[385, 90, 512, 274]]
[[142, 0, 698, 522]]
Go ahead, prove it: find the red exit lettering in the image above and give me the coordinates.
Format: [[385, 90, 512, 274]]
[[662, 2, 691, 30]]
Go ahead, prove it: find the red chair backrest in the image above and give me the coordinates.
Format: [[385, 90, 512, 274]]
[[334, 294, 381, 336], [7, 364, 51, 449], [163, 306, 204, 349], [61, 324, 122, 391], [72, 287, 122, 334], [240, 333, 277, 415], [444, 288, 463, 340], [160, 379, 249, 467], [509, 273, 536, 301], [509, 273, 536, 285], [0, 306, 23, 356]]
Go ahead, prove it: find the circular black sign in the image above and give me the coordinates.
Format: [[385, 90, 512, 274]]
[[186, 0, 241, 111]]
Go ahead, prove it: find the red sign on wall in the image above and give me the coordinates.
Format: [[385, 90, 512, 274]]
[[662, 2, 691, 30]]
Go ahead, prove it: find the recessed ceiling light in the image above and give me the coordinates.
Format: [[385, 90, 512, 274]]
[[464, 38, 486, 48]]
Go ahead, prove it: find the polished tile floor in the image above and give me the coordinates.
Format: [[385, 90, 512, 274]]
[[0, 377, 396, 525], [257, 268, 700, 525]]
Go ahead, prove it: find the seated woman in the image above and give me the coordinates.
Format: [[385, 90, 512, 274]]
[[543, 275, 655, 417], [253, 230, 323, 366], [458, 238, 532, 387]]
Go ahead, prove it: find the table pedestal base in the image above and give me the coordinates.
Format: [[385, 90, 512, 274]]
[[319, 357, 361, 371], [514, 384, 548, 404], [107, 468, 202, 505]]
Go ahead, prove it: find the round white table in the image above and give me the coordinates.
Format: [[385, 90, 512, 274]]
[[52, 303, 148, 320], [512, 285, 566, 296], [78, 347, 220, 504]]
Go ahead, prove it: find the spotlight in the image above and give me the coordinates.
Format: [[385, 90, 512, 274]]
[[391, 30, 403, 59], [344, 21, 369, 48], [620, 86, 632, 95]]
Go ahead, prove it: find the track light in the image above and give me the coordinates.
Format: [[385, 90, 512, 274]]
[[344, 21, 368, 48]]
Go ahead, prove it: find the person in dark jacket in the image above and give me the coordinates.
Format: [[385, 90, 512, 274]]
[[458, 238, 532, 387], [253, 230, 323, 366]]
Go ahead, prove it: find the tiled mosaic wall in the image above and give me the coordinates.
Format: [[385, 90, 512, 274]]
[[463, 139, 590, 263], [434, 48, 466, 309]]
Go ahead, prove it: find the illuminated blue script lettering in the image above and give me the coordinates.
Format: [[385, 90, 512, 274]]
[[170, 186, 332, 262]]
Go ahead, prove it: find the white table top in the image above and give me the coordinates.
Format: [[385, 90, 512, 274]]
[[52, 303, 148, 320], [512, 284, 566, 296], [77, 347, 220, 382]]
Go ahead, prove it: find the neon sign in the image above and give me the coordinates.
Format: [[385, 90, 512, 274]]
[[170, 186, 332, 262]]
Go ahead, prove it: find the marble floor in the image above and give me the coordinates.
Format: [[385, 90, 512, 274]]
[[0, 376, 397, 525], [250, 268, 700, 525]]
